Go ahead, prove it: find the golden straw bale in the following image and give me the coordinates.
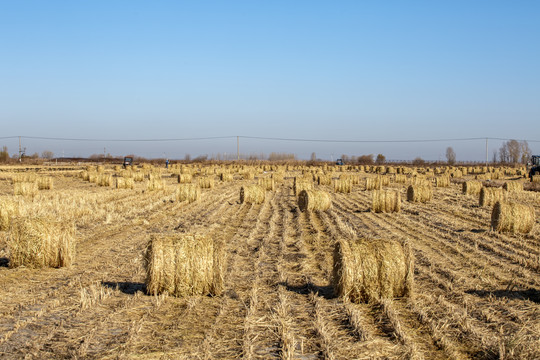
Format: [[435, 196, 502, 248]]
[[298, 190, 332, 212], [0, 200, 19, 231], [394, 174, 407, 184], [96, 165, 105, 173], [372, 190, 401, 213], [198, 176, 215, 189], [7, 217, 75, 268], [258, 177, 275, 191], [365, 177, 382, 190], [243, 171, 255, 180], [491, 202, 535, 234], [88, 172, 98, 183], [532, 175, 540, 183], [333, 238, 414, 303], [220, 172, 233, 182], [11, 173, 37, 183], [333, 179, 352, 193], [462, 181, 482, 196], [116, 177, 134, 189], [479, 187, 506, 207], [406, 185, 432, 203], [435, 176, 450, 188], [13, 182, 38, 197], [503, 181, 523, 192], [176, 184, 201, 203], [144, 233, 224, 297], [97, 174, 112, 187], [271, 172, 284, 183], [133, 172, 145, 182], [37, 177, 53, 190], [240, 185, 265, 204], [317, 174, 332, 186], [293, 178, 313, 196], [178, 173, 193, 184], [146, 178, 165, 191]]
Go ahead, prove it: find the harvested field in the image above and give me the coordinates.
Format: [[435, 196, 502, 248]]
[[0, 164, 538, 359]]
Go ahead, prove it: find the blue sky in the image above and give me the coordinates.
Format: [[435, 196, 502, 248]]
[[1, 1, 539, 160]]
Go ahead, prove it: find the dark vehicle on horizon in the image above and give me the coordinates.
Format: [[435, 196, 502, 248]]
[[528, 155, 540, 180], [336, 158, 344, 166], [123, 156, 133, 168]]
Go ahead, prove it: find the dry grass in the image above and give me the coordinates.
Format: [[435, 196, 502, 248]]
[[7, 217, 75, 268], [298, 189, 332, 212], [406, 185, 433, 203], [333, 238, 414, 303], [491, 201, 535, 234], [240, 185, 265, 204], [479, 187, 506, 207], [372, 190, 401, 213], [144, 233, 224, 297]]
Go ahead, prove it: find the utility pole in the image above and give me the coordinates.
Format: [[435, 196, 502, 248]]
[[485, 138, 488, 168], [237, 136, 239, 161], [18, 136, 22, 162]]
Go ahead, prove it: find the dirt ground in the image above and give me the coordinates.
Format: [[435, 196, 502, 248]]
[[0, 166, 538, 359]]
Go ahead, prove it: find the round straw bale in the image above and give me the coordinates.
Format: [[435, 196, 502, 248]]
[[271, 172, 284, 183], [298, 190, 331, 212], [116, 177, 134, 189], [258, 177, 275, 191], [406, 185, 432, 203], [333, 238, 414, 303], [240, 185, 265, 204], [97, 174, 112, 187], [462, 181, 482, 195], [133, 172, 145, 182], [178, 173, 193, 184], [220, 172, 233, 182], [293, 178, 313, 196], [503, 181, 523, 192], [144, 233, 224, 297], [317, 174, 332, 186], [435, 176, 450, 188], [13, 182, 38, 197], [37, 177, 53, 190], [365, 177, 382, 190], [333, 179, 352, 193], [479, 187, 506, 207], [491, 202, 535, 234], [394, 174, 407, 184], [243, 171, 255, 180], [0, 200, 19, 231], [372, 190, 401, 213], [198, 176, 215, 189], [146, 178, 164, 191], [176, 184, 201, 203], [7, 217, 75, 268]]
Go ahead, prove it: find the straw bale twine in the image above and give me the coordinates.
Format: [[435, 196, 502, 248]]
[[116, 177, 134, 189], [13, 182, 38, 197], [479, 187, 506, 207], [144, 233, 224, 297], [7, 217, 75, 268], [333, 238, 414, 303], [176, 184, 201, 203], [491, 202, 535, 234], [503, 181, 523, 192], [462, 181, 482, 196], [258, 177, 275, 191], [372, 190, 401, 213], [178, 173, 193, 184], [406, 185, 432, 203], [198, 176, 215, 189], [298, 190, 331, 212], [240, 185, 265, 204], [333, 179, 352, 193]]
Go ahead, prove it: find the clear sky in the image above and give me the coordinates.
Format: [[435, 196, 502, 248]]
[[1, 1, 539, 161]]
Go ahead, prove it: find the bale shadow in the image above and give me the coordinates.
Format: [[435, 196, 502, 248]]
[[0, 257, 8, 267], [279, 280, 335, 300], [466, 288, 540, 304], [102, 281, 145, 295]]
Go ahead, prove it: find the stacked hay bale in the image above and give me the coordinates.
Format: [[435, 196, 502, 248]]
[[176, 184, 201, 203], [406, 185, 432, 203], [479, 187, 506, 207], [240, 185, 265, 204], [333, 178, 352, 193], [503, 181, 523, 192], [293, 177, 313, 196], [462, 181, 482, 196], [491, 202, 535, 234], [298, 190, 332, 212], [178, 173, 193, 184], [144, 233, 224, 297], [372, 190, 401, 213], [198, 176, 215, 189], [116, 177, 135, 189], [333, 238, 414, 303], [258, 177, 275, 191], [7, 217, 75, 268], [435, 175, 450, 188]]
